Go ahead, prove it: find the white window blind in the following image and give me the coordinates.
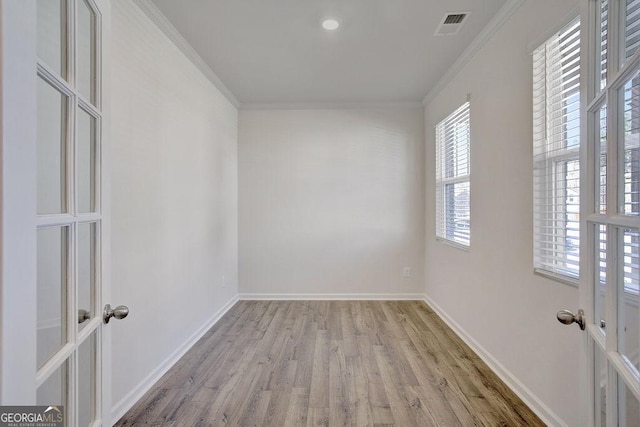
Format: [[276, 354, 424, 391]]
[[436, 102, 470, 247], [533, 18, 580, 279]]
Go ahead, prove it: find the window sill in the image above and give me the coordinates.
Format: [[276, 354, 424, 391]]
[[534, 268, 579, 287], [436, 237, 470, 252]]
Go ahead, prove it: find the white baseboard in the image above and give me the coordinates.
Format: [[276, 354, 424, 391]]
[[238, 293, 426, 300], [110, 294, 239, 424], [423, 295, 568, 427]]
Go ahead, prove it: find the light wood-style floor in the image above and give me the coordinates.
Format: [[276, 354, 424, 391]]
[[117, 300, 544, 426]]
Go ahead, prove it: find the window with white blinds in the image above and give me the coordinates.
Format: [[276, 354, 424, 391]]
[[436, 102, 470, 247], [533, 18, 580, 279]]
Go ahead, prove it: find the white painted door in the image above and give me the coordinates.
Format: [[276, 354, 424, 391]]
[[579, 0, 640, 425], [0, 1, 119, 425]]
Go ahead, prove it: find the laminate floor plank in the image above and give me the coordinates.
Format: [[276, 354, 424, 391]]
[[306, 407, 329, 427], [261, 359, 297, 426], [117, 301, 545, 426], [345, 355, 374, 426], [328, 339, 351, 425], [372, 345, 433, 427], [284, 387, 310, 426], [308, 329, 331, 409], [236, 389, 271, 427], [292, 317, 318, 388], [355, 336, 394, 425]]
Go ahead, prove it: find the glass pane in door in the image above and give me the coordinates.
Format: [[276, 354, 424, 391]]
[[626, 0, 640, 62], [37, 77, 68, 215], [77, 0, 96, 104], [623, 228, 640, 295], [598, 105, 607, 214], [78, 223, 96, 331], [37, 361, 67, 409], [600, 0, 608, 90], [619, 379, 640, 426], [77, 108, 96, 213], [619, 228, 640, 373], [37, 226, 68, 368], [623, 132, 640, 217], [78, 332, 96, 426], [621, 71, 640, 216], [596, 224, 608, 331], [595, 346, 607, 426], [37, 0, 67, 78]]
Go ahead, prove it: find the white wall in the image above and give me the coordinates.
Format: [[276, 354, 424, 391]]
[[110, 1, 238, 417], [423, 0, 581, 425], [239, 108, 425, 296]]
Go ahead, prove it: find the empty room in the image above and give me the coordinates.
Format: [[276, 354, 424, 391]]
[[1, 0, 639, 426]]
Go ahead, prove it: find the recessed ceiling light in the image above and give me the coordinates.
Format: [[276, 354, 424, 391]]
[[322, 18, 340, 31]]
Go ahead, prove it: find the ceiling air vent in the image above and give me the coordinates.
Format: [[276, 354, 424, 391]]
[[435, 12, 470, 36]]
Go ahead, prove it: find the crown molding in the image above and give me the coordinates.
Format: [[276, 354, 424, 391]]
[[422, 0, 526, 106], [132, 0, 240, 108], [240, 101, 424, 111]]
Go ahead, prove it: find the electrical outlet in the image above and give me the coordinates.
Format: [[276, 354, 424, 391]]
[[402, 267, 411, 278]]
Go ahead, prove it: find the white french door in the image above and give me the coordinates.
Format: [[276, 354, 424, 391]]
[[581, 0, 640, 425], [0, 1, 118, 426]]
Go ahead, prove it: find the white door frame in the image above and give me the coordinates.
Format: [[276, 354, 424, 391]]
[[0, 0, 39, 404], [100, 0, 112, 421]]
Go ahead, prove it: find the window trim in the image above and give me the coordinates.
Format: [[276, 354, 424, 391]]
[[435, 101, 471, 248], [533, 16, 581, 281]]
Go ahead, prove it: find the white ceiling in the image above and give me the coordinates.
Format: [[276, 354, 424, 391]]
[[149, 0, 507, 106]]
